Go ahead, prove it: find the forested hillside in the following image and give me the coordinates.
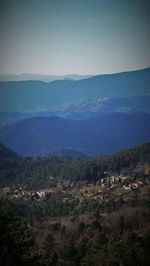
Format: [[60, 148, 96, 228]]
[[0, 142, 149, 188], [0, 142, 150, 266]]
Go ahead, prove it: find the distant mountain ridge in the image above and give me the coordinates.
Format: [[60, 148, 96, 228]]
[[0, 113, 150, 156], [0, 95, 150, 127], [0, 67, 149, 112], [0, 73, 92, 82]]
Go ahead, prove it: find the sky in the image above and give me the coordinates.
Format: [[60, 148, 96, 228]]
[[0, 0, 150, 75]]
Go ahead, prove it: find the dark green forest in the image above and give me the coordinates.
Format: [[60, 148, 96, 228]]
[[0, 185, 150, 266]]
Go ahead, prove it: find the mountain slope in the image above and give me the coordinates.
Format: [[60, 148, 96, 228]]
[[0, 68, 149, 112], [0, 95, 150, 128], [58, 95, 150, 120], [0, 142, 150, 188], [0, 113, 150, 156], [48, 149, 87, 158], [0, 143, 18, 159]]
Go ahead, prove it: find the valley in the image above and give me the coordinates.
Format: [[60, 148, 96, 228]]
[[0, 68, 150, 265], [1, 0, 150, 264]]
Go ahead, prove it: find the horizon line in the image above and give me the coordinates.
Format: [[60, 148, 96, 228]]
[[0, 66, 150, 79]]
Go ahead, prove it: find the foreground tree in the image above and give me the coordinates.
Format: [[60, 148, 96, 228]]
[[0, 195, 41, 266]]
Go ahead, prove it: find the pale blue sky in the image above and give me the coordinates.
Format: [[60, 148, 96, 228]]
[[0, 0, 150, 75]]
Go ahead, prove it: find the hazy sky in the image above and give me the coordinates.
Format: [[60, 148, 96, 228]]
[[0, 0, 150, 75]]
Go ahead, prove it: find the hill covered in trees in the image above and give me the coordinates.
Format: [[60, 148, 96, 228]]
[[0, 142, 150, 188]]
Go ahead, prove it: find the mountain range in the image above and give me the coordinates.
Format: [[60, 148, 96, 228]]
[[0, 68, 149, 157], [0, 73, 92, 82], [0, 113, 150, 156], [0, 68, 149, 113], [0, 95, 150, 128]]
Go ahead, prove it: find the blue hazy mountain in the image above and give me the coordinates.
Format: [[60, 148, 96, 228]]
[[0, 68, 149, 112], [0, 111, 55, 128], [0, 95, 149, 127], [0, 113, 150, 156], [57, 95, 150, 120]]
